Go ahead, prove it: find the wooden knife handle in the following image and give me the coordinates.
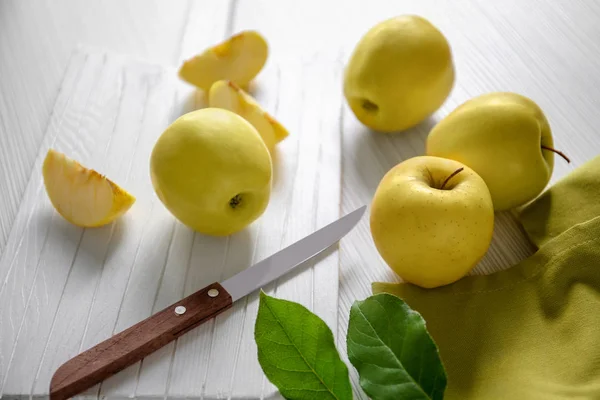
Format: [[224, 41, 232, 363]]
[[50, 282, 232, 400]]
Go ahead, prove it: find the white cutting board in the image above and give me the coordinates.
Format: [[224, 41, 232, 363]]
[[0, 47, 344, 399]]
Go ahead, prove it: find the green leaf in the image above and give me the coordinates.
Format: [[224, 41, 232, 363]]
[[347, 293, 447, 400], [254, 291, 353, 400]]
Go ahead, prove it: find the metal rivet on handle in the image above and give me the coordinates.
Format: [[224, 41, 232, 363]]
[[174, 306, 186, 315], [208, 288, 219, 298]]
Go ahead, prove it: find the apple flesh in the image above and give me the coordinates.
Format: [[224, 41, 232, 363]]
[[426, 92, 563, 211], [370, 156, 494, 288], [208, 80, 289, 153], [42, 149, 135, 228], [179, 30, 268, 91]]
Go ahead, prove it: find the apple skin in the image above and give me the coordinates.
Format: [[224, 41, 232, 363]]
[[150, 108, 272, 236], [344, 15, 455, 132], [426, 92, 554, 211], [208, 80, 289, 153], [370, 156, 494, 288]]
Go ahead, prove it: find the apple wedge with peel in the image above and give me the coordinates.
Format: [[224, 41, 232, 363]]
[[179, 30, 268, 92], [209, 80, 289, 152], [42, 149, 135, 228]]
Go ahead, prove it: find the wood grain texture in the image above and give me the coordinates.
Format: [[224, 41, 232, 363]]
[[2, 0, 600, 399], [0, 0, 190, 256], [1, 19, 342, 400]]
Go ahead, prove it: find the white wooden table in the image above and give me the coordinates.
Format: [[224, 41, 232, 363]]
[[1, 1, 600, 398]]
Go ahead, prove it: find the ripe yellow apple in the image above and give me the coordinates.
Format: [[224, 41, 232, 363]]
[[150, 108, 272, 236], [426, 92, 568, 211], [208, 80, 289, 153], [179, 30, 268, 92], [42, 149, 135, 227], [344, 15, 454, 132], [370, 156, 494, 288]]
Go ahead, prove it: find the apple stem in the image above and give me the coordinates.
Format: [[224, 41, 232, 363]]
[[541, 145, 571, 163], [440, 167, 464, 190]]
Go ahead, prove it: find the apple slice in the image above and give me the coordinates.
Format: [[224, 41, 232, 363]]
[[208, 80, 289, 152], [42, 149, 135, 228], [179, 30, 268, 91]]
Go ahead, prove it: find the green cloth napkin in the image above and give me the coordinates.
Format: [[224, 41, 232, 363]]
[[373, 155, 600, 400]]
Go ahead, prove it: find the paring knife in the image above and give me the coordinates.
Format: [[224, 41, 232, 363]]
[[49, 205, 366, 400]]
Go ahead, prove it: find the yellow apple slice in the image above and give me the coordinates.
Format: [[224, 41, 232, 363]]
[[42, 149, 135, 228], [179, 30, 268, 91], [208, 80, 289, 152]]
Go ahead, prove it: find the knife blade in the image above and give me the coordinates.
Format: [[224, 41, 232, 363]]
[[49, 205, 366, 399]]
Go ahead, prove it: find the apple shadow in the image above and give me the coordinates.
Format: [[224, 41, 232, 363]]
[[339, 256, 401, 292], [352, 115, 437, 168], [179, 228, 254, 329], [221, 228, 255, 282], [244, 79, 261, 98], [187, 227, 255, 291], [345, 113, 439, 197], [471, 210, 536, 275], [179, 88, 208, 112], [269, 146, 284, 191], [35, 206, 128, 275], [35, 206, 81, 246]]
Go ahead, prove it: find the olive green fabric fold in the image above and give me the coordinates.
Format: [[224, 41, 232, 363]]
[[517, 155, 600, 248], [372, 155, 600, 400]]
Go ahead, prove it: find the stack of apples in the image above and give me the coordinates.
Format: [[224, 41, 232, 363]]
[[344, 15, 569, 288]]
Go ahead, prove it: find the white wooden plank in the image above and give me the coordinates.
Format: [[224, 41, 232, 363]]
[[91, 69, 178, 398], [199, 228, 258, 399], [176, 0, 232, 64], [31, 54, 130, 394], [311, 57, 345, 338], [0, 52, 175, 397], [133, 3, 233, 397], [133, 223, 195, 399], [201, 62, 287, 399], [134, 1, 240, 397], [259, 56, 346, 398], [253, 59, 314, 398], [0, 50, 98, 395], [3, 52, 124, 395], [226, 60, 300, 399], [0, 48, 87, 298], [0, 52, 172, 398], [128, 91, 197, 398], [71, 62, 174, 399], [0, 0, 190, 256], [166, 234, 229, 397]]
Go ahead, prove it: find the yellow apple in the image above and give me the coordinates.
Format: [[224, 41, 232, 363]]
[[150, 108, 272, 236], [370, 156, 494, 288], [426, 92, 568, 211], [179, 30, 268, 92], [208, 80, 288, 153], [344, 15, 454, 132], [42, 149, 135, 227]]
